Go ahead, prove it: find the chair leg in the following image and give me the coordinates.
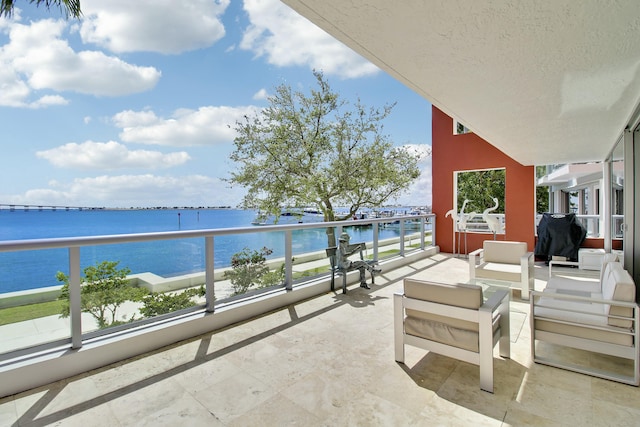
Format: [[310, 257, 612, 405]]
[[499, 299, 511, 358], [393, 293, 405, 363], [478, 310, 494, 393]]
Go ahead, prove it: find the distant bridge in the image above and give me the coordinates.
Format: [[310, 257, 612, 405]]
[[0, 204, 106, 212]]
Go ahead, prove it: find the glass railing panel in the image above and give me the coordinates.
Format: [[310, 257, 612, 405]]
[[0, 248, 70, 354], [290, 225, 334, 283]]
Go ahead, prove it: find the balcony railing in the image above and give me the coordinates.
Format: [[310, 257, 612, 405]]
[[0, 214, 435, 359]]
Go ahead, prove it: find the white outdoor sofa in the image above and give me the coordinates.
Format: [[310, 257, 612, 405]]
[[531, 260, 639, 385], [394, 278, 510, 393], [469, 240, 534, 299]]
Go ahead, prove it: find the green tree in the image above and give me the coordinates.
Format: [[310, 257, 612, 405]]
[[57, 260, 148, 329], [535, 165, 550, 213], [228, 70, 422, 246], [1, 0, 81, 18], [456, 169, 506, 214], [223, 247, 284, 296]]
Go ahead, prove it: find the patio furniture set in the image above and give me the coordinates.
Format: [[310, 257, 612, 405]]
[[394, 241, 639, 393]]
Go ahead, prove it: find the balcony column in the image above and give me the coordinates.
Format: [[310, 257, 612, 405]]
[[603, 161, 612, 252]]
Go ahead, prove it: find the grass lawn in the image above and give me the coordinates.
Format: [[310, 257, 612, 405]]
[[0, 300, 65, 326]]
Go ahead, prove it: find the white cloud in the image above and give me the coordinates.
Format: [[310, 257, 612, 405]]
[[113, 105, 261, 146], [241, 0, 379, 79], [0, 17, 161, 106], [253, 88, 268, 100], [36, 141, 190, 170], [393, 144, 433, 207], [80, 0, 229, 54], [5, 174, 242, 208]]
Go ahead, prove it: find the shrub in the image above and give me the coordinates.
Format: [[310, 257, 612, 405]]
[[57, 260, 148, 329], [224, 247, 284, 296], [140, 286, 206, 317]]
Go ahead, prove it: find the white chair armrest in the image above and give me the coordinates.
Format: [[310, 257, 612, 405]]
[[469, 248, 484, 279], [480, 288, 509, 313], [520, 251, 534, 265], [469, 248, 484, 258]]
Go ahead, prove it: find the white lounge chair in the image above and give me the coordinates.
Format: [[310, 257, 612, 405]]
[[394, 278, 510, 393]]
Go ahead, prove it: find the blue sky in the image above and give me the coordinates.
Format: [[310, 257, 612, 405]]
[[0, 0, 431, 209]]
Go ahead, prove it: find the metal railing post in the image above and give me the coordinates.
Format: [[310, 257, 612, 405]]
[[399, 220, 406, 256], [431, 215, 436, 247], [373, 222, 379, 260], [285, 230, 293, 290], [205, 236, 215, 312], [69, 246, 82, 349]]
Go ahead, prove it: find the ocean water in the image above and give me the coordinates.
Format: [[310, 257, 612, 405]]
[[0, 208, 412, 293]]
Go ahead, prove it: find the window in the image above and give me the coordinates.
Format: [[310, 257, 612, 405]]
[[453, 121, 472, 135]]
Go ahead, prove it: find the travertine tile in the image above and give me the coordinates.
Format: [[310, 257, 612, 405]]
[[0, 397, 17, 426]]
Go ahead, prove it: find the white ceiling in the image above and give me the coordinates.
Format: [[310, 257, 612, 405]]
[[282, 0, 640, 166]]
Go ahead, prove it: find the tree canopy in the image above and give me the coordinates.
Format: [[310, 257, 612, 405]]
[[1, 0, 81, 18], [456, 169, 505, 214], [228, 70, 422, 228]]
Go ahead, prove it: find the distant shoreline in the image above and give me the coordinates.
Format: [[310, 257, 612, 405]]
[[0, 205, 235, 212]]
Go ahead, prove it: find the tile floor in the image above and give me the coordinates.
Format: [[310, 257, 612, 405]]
[[2, 253, 640, 426]]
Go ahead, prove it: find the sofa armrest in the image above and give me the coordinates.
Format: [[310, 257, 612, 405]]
[[469, 248, 484, 279]]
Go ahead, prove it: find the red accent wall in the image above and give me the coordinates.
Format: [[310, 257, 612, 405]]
[[432, 106, 536, 253]]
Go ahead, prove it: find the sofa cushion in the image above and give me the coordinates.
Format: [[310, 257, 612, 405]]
[[535, 290, 606, 327], [601, 263, 636, 328], [534, 318, 633, 346], [482, 241, 527, 264], [535, 282, 635, 346], [599, 253, 620, 282], [545, 276, 602, 294]]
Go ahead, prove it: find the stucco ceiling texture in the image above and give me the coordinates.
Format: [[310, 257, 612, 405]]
[[282, 0, 640, 166]]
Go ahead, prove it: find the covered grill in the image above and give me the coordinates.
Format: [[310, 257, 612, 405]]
[[535, 213, 587, 262]]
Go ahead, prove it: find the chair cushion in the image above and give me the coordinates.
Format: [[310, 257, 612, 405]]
[[404, 279, 482, 309], [482, 241, 527, 264], [474, 262, 522, 283], [403, 279, 484, 351], [404, 316, 481, 352]]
